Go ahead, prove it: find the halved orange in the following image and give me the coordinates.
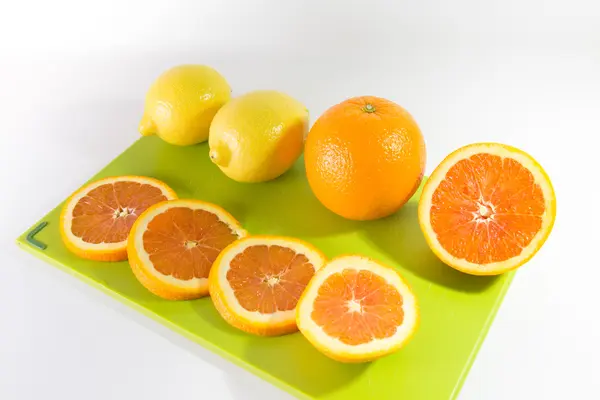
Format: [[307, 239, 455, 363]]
[[418, 143, 556, 275], [209, 236, 327, 336], [127, 199, 246, 300], [296, 255, 419, 363], [60, 176, 177, 261]]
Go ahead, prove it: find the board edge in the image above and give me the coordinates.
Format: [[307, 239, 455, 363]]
[[15, 236, 313, 400], [449, 271, 516, 399]]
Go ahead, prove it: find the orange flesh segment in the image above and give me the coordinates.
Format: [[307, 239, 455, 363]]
[[143, 207, 239, 280], [311, 269, 404, 346], [227, 245, 315, 314], [430, 153, 545, 264], [71, 182, 168, 244]]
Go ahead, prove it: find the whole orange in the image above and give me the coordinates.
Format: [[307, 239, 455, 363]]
[[305, 96, 426, 221]]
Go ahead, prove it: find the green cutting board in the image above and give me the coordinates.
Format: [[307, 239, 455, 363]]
[[17, 136, 513, 400]]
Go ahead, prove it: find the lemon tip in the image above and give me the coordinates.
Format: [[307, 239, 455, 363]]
[[138, 116, 156, 137], [209, 146, 231, 167]]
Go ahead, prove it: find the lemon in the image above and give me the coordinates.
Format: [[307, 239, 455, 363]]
[[209, 90, 308, 183], [139, 65, 231, 146]]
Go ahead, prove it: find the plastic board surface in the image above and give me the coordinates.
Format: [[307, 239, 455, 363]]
[[17, 136, 514, 400]]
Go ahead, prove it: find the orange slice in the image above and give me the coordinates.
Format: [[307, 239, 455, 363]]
[[127, 199, 246, 300], [60, 176, 177, 261], [296, 255, 419, 363], [209, 236, 327, 336], [418, 143, 556, 275]]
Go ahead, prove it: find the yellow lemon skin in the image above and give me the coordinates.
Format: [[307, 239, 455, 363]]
[[208, 90, 309, 183], [139, 65, 231, 146]]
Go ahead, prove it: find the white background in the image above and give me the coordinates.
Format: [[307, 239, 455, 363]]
[[1, 1, 599, 399]]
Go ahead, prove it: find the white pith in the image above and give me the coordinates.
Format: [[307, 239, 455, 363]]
[[133, 200, 246, 289], [62, 176, 176, 250], [216, 237, 326, 324], [297, 256, 418, 355], [420, 144, 555, 274]]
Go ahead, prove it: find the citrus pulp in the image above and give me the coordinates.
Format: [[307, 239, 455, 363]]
[[209, 236, 326, 336], [60, 176, 177, 261], [418, 143, 556, 275], [127, 199, 246, 300], [296, 255, 419, 363]]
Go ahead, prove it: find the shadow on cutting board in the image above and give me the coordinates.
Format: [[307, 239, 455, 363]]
[[362, 202, 498, 293], [215, 159, 362, 239], [244, 333, 367, 398], [148, 142, 360, 239]]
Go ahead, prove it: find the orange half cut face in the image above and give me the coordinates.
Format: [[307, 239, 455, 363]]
[[419, 143, 556, 275]]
